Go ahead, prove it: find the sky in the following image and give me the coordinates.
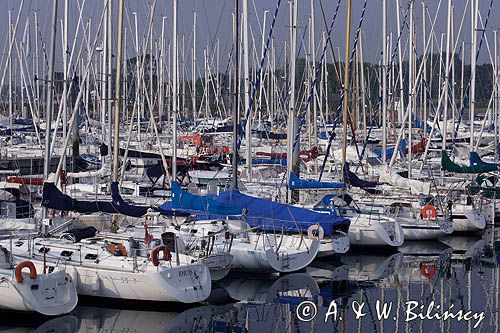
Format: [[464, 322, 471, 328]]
[[0, 0, 499, 79]]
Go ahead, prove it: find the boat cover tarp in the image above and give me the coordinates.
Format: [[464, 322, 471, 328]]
[[214, 190, 350, 236], [160, 188, 350, 236], [42, 182, 118, 214], [469, 152, 500, 171], [441, 151, 499, 174], [289, 172, 345, 190], [170, 181, 243, 215], [379, 166, 431, 195], [42, 182, 150, 217], [373, 140, 407, 159], [342, 163, 380, 188], [407, 139, 426, 155], [110, 182, 150, 217]]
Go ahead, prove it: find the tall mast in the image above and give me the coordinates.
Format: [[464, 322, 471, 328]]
[[287, 0, 299, 203], [172, 0, 178, 180], [62, 0, 68, 169], [160, 16, 166, 129], [192, 11, 197, 122], [381, 0, 387, 164], [243, 0, 251, 180], [232, 0, 239, 189], [341, 0, 353, 171], [470, 0, 478, 151], [442, 0, 452, 152], [8, 11, 13, 133], [43, 0, 58, 179], [422, 1, 427, 140], [408, 1, 413, 179], [310, 0, 317, 154], [112, 0, 124, 182]]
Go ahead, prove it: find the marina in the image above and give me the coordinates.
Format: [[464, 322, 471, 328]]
[[0, 0, 500, 332]]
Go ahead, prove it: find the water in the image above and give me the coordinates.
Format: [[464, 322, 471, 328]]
[[1, 228, 499, 333]]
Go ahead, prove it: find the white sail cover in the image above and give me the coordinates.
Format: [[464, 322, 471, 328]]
[[66, 160, 112, 179], [379, 166, 430, 195]]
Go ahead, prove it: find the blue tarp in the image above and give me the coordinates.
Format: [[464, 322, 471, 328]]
[[469, 152, 500, 171], [42, 182, 151, 217], [170, 181, 243, 215], [342, 163, 380, 188], [214, 190, 350, 236], [160, 184, 350, 236], [252, 158, 287, 166], [42, 182, 118, 214], [373, 139, 407, 159], [289, 172, 345, 190], [110, 182, 150, 217]]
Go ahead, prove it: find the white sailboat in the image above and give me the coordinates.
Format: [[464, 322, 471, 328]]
[[0, 234, 211, 303]]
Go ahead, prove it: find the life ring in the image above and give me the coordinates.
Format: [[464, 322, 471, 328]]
[[421, 264, 436, 279], [222, 146, 229, 154], [422, 205, 437, 219], [151, 245, 172, 266], [307, 225, 325, 240], [15, 261, 38, 284]]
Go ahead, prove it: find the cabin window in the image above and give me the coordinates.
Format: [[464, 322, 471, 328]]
[[38, 247, 50, 254], [84, 253, 98, 260], [60, 250, 73, 257], [14, 241, 23, 247]]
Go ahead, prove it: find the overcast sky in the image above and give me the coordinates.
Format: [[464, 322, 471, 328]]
[[0, 0, 499, 79]]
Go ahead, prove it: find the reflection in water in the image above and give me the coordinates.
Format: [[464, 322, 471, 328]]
[[1, 228, 500, 332]]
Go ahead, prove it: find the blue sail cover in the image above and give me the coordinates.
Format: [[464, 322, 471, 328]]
[[469, 152, 500, 171], [373, 139, 407, 159], [289, 172, 345, 190], [342, 163, 380, 188], [213, 190, 350, 236], [160, 186, 350, 236], [42, 182, 118, 214], [110, 182, 150, 217], [170, 181, 243, 215]]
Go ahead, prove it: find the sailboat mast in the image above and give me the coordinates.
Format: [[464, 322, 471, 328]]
[[172, 0, 178, 180], [243, 0, 251, 180], [470, 0, 478, 150], [287, 0, 298, 203], [232, 0, 239, 189], [43, 0, 58, 179], [112, 0, 124, 182], [341, 0, 353, 172], [192, 11, 197, 123], [381, 0, 387, 164]]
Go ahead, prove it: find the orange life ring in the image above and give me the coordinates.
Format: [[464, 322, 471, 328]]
[[15, 261, 38, 284], [151, 245, 172, 266], [421, 264, 436, 279], [422, 205, 437, 219]]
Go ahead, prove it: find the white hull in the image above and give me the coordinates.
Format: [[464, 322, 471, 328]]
[[230, 234, 320, 273], [399, 218, 453, 240], [451, 212, 486, 232], [0, 269, 78, 315], [348, 217, 404, 247], [316, 233, 350, 256], [1, 238, 212, 303]]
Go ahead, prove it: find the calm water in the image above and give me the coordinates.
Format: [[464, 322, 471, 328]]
[[1, 227, 499, 333]]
